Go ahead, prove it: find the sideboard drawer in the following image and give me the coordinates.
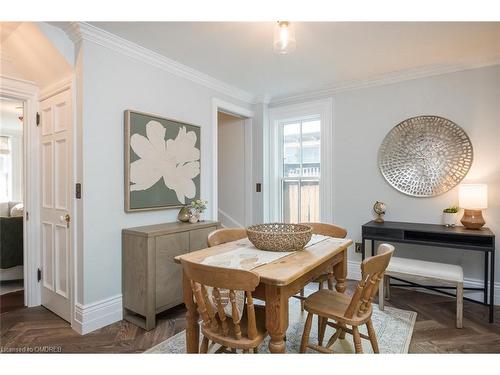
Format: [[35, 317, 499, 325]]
[[363, 227, 403, 240]]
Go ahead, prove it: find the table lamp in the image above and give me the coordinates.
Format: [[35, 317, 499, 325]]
[[458, 184, 488, 229]]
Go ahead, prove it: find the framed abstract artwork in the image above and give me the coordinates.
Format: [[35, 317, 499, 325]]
[[124, 110, 201, 212]]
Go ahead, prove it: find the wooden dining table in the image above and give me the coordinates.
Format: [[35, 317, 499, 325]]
[[174, 236, 352, 353]]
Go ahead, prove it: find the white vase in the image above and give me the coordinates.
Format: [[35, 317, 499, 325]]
[[189, 210, 200, 224], [443, 212, 458, 227]]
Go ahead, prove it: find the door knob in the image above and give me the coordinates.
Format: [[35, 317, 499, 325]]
[[60, 214, 71, 228]]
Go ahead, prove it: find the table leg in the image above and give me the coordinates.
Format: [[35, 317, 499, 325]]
[[265, 285, 289, 353], [490, 251, 495, 323], [484, 252, 489, 305], [333, 250, 347, 294], [183, 270, 199, 353], [371, 239, 375, 257]]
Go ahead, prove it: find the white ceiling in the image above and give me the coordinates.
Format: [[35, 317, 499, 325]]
[[1, 22, 72, 89], [90, 22, 500, 100]]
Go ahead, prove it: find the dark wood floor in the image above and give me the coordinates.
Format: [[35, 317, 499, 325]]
[[1, 282, 499, 353]]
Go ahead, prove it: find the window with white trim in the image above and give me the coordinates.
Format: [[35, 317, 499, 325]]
[[280, 117, 320, 223]]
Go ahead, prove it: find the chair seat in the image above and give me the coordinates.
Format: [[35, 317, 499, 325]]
[[304, 289, 371, 324], [201, 305, 267, 349], [387, 257, 463, 283]]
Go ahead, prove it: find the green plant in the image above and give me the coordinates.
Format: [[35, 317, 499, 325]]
[[443, 205, 459, 214], [189, 199, 208, 213]]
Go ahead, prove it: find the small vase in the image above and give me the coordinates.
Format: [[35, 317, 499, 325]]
[[443, 212, 458, 227], [177, 206, 191, 222], [189, 210, 200, 224]]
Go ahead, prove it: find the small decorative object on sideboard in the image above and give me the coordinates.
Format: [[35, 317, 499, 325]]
[[177, 206, 190, 222], [459, 184, 488, 230], [373, 201, 387, 223], [442, 205, 459, 227], [188, 199, 207, 224]]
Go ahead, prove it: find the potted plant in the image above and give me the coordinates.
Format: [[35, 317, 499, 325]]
[[189, 199, 208, 223], [443, 206, 460, 227]]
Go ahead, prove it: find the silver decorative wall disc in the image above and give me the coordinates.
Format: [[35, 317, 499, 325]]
[[378, 116, 473, 197]]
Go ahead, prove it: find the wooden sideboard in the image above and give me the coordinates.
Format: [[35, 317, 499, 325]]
[[122, 220, 220, 330]]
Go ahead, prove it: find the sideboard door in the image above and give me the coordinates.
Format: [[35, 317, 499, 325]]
[[155, 232, 190, 311], [189, 226, 217, 251]]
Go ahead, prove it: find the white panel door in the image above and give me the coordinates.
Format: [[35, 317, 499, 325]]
[[40, 89, 72, 322]]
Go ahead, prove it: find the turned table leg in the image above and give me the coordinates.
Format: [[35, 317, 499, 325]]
[[333, 250, 347, 294], [183, 270, 199, 353], [265, 284, 289, 353]]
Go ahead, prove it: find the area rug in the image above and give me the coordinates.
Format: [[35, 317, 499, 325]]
[[146, 298, 416, 354]]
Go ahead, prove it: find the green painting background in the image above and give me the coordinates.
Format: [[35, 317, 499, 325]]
[[128, 112, 201, 209]]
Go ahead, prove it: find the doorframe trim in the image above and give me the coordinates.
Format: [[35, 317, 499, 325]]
[[212, 99, 254, 226], [0, 75, 40, 307]]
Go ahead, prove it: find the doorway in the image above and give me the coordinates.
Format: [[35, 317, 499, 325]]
[[0, 97, 25, 312], [0, 77, 74, 327], [217, 111, 247, 227], [213, 99, 254, 227]]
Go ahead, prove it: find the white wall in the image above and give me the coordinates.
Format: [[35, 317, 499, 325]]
[[330, 65, 500, 285], [217, 112, 246, 227], [80, 40, 253, 304]]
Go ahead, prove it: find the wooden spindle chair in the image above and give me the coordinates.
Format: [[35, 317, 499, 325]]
[[294, 223, 348, 308], [180, 259, 267, 353], [292, 223, 347, 344], [207, 228, 247, 247], [299, 243, 395, 354]]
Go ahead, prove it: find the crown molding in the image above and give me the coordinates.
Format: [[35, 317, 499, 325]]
[[39, 75, 73, 101], [63, 22, 256, 105], [270, 56, 500, 106]]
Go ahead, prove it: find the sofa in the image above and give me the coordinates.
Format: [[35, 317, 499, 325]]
[[0, 201, 24, 280]]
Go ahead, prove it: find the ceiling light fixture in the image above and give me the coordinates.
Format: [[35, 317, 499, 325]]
[[273, 21, 296, 54]]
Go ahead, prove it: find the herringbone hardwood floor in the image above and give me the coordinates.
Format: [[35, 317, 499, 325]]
[[1, 282, 499, 353]]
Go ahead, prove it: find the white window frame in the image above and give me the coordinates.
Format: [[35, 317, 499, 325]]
[[266, 98, 333, 223], [279, 116, 321, 223]]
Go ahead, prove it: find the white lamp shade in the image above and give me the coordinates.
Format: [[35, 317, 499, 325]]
[[459, 184, 488, 209]]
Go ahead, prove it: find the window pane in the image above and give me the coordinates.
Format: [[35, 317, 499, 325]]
[[300, 180, 319, 222], [301, 120, 320, 177], [283, 122, 300, 177], [282, 180, 299, 223]]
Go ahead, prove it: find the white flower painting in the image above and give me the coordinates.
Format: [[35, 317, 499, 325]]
[[127, 114, 201, 208]]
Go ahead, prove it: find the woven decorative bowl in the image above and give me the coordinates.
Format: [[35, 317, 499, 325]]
[[246, 223, 313, 252]]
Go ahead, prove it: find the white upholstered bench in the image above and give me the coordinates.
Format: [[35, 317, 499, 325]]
[[378, 257, 464, 328]]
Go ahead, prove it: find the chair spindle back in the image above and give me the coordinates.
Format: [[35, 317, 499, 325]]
[[207, 228, 247, 247], [344, 243, 394, 319], [181, 259, 260, 341], [301, 222, 348, 238]]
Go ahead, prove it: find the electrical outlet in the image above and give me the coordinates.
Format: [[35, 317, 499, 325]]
[[355, 242, 362, 253]]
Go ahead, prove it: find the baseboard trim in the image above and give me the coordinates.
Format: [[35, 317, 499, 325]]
[[347, 260, 500, 306], [73, 294, 123, 335], [218, 209, 244, 228]]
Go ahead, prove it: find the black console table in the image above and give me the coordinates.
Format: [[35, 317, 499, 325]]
[[361, 220, 496, 323]]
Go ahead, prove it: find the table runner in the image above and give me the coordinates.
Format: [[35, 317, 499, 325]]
[[201, 234, 331, 270]]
